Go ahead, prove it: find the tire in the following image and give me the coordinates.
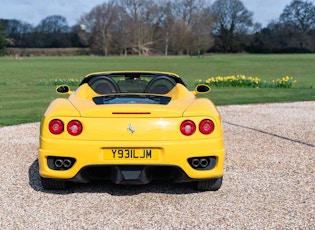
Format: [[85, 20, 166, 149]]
[[40, 176, 68, 190], [195, 176, 223, 191]]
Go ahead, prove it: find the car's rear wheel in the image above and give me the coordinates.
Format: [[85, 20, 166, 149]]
[[195, 176, 223, 191], [40, 176, 68, 190]]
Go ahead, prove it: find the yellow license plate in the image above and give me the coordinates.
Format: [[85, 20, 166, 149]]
[[104, 149, 159, 160]]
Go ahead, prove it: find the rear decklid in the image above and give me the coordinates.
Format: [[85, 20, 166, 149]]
[[68, 83, 195, 118], [69, 98, 194, 118]]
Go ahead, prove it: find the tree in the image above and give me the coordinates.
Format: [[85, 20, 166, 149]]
[[111, 5, 132, 55], [249, 20, 287, 53], [36, 15, 69, 33], [80, 1, 121, 55], [70, 24, 90, 48], [78, 0, 217, 55], [2, 19, 33, 47], [279, 0, 315, 50], [171, 0, 203, 55], [0, 20, 6, 55], [211, 0, 254, 52], [35, 15, 71, 47], [119, 0, 159, 55], [156, 0, 176, 55], [189, 4, 215, 55], [159, 0, 214, 55], [250, 0, 315, 53]]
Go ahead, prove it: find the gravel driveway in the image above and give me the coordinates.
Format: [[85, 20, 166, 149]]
[[0, 102, 314, 229]]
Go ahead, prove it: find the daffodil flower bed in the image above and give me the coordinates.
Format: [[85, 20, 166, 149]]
[[49, 78, 81, 86], [195, 75, 297, 88], [35, 78, 81, 86]]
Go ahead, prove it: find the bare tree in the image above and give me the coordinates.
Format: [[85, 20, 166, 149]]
[[171, 0, 198, 54], [189, 2, 215, 55], [36, 15, 69, 33], [111, 5, 132, 55], [157, 0, 177, 55], [80, 1, 120, 55], [171, 19, 191, 55], [118, 0, 159, 55], [77, 0, 215, 55], [280, 0, 315, 50], [1, 19, 33, 47], [35, 15, 71, 47], [211, 0, 253, 52], [164, 0, 214, 55]]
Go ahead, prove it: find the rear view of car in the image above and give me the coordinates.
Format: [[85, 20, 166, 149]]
[[39, 71, 225, 191]]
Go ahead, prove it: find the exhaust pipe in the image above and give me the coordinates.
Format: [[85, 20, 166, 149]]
[[200, 158, 209, 168], [63, 159, 72, 168], [188, 156, 216, 170], [54, 158, 73, 168], [48, 157, 76, 170], [55, 159, 64, 168], [191, 158, 200, 168]]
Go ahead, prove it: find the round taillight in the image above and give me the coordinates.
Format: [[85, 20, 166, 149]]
[[67, 120, 83, 136], [180, 120, 196, 136], [199, 119, 215, 134], [49, 119, 64, 135]]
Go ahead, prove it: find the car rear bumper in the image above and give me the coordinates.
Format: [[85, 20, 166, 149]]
[[68, 165, 201, 184], [39, 137, 225, 183]]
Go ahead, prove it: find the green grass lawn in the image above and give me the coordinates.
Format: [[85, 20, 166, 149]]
[[0, 54, 314, 126]]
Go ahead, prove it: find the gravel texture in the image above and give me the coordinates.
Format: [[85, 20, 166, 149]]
[[0, 101, 314, 229]]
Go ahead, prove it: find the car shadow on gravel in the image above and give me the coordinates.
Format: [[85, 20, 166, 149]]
[[29, 160, 199, 195]]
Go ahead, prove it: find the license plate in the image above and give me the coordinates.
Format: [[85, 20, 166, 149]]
[[104, 148, 159, 160]]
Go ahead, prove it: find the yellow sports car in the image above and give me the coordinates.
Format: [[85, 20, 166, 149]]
[[39, 71, 225, 191]]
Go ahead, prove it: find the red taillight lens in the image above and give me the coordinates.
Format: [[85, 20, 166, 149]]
[[180, 120, 196, 136], [49, 119, 64, 135], [199, 119, 215, 135], [67, 120, 83, 136]]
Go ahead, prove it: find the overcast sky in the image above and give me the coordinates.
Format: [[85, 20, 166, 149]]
[[1, 0, 314, 27]]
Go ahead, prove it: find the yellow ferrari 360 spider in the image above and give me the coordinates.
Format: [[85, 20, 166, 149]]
[[39, 71, 225, 191]]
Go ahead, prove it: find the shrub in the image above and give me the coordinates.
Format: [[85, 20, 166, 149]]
[[195, 75, 297, 88]]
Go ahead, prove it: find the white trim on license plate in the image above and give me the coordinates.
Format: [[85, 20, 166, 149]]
[[104, 149, 159, 160]]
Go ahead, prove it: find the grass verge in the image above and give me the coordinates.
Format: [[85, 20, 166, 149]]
[[0, 54, 314, 126]]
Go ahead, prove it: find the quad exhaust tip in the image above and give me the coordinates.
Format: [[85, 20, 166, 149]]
[[54, 159, 64, 168], [191, 158, 209, 168], [189, 157, 216, 170], [47, 157, 76, 170], [54, 158, 74, 169]]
